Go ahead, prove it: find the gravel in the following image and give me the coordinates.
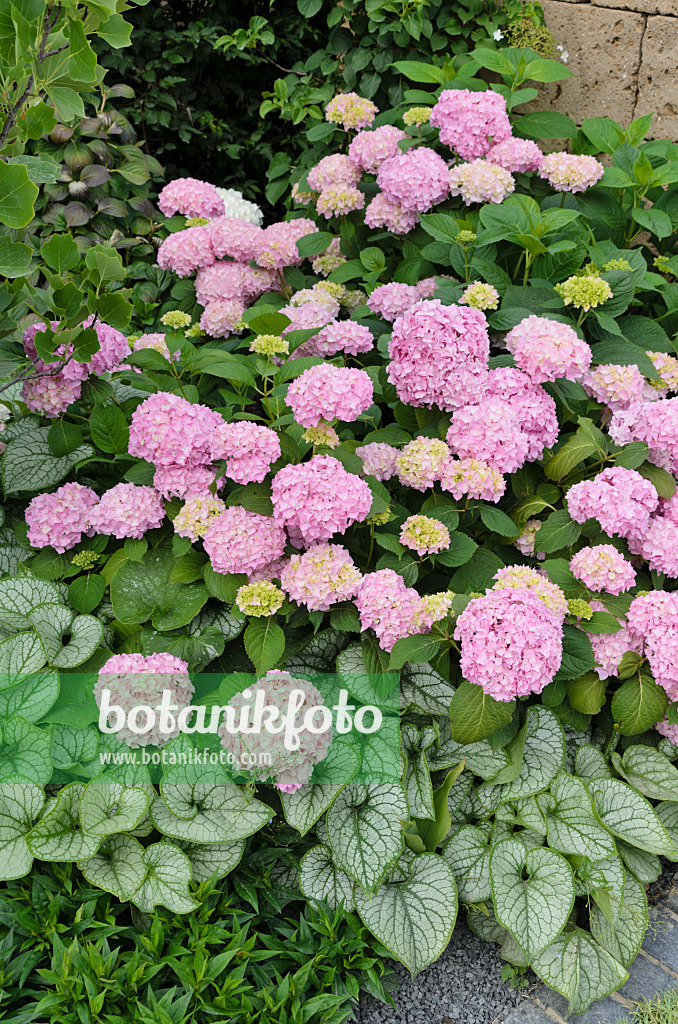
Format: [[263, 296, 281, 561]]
[[357, 917, 532, 1024]]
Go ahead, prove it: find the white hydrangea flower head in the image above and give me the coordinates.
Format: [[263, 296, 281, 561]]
[[215, 187, 264, 227]]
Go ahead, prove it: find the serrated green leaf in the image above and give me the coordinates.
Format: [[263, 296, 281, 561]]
[[449, 681, 515, 745], [611, 675, 668, 735]]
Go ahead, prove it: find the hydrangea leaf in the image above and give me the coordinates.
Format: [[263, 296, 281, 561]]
[[327, 782, 408, 892], [590, 868, 648, 967], [27, 604, 103, 668], [442, 823, 492, 903], [79, 833, 146, 900], [536, 772, 617, 861], [172, 839, 245, 883], [483, 707, 565, 802], [27, 784, 101, 861], [354, 852, 458, 977], [2, 427, 93, 496], [612, 745, 678, 803], [131, 842, 200, 914], [400, 662, 456, 716], [110, 548, 208, 630], [587, 778, 675, 855], [153, 783, 272, 843], [531, 927, 628, 1015], [467, 907, 529, 967], [300, 844, 356, 911], [0, 669, 59, 724], [0, 780, 45, 880], [0, 632, 47, 685], [0, 716, 52, 783], [448, 681, 515, 744], [79, 782, 150, 837], [0, 577, 64, 631], [489, 838, 575, 960]]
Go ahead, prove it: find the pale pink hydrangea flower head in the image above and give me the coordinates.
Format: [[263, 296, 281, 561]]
[[486, 137, 544, 173], [447, 397, 530, 473], [655, 717, 678, 746], [396, 437, 451, 490], [95, 653, 194, 748], [195, 262, 275, 306], [486, 367, 559, 462], [355, 568, 423, 652], [566, 466, 658, 541], [158, 177, 224, 219], [208, 217, 264, 261], [449, 160, 515, 205], [400, 515, 450, 556], [505, 315, 592, 384], [203, 506, 286, 576], [638, 518, 678, 579], [173, 494, 226, 541], [367, 282, 419, 322], [129, 392, 223, 468], [153, 464, 217, 500], [199, 298, 247, 339], [271, 455, 372, 548], [255, 219, 318, 271], [313, 320, 373, 357], [582, 363, 651, 411], [22, 371, 82, 418], [317, 185, 365, 218], [156, 225, 214, 277], [492, 565, 568, 621], [281, 543, 362, 611], [349, 125, 407, 173], [439, 457, 505, 503], [377, 147, 450, 212], [541, 152, 604, 193], [570, 544, 636, 594], [26, 482, 99, 552], [364, 193, 420, 234], [356, 442, 399, 482], [286, 363, 373, 427], [210, 421, 281, 484], [430, 89, 512, 160], [306, 155, 361, 193], [89, 483, 165, 539]]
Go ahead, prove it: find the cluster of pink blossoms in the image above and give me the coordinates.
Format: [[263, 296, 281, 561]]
[[210, 421, 281, 484], [655, 718, 678, 746], [570, 545, 636, 594], [447, 398, 529, 474], [430, 89, 512, 160], [636, 517, 678, 578], [355, 569, 424, 652], [157, 177, 224, 219], [487, 137, 544, 173], [356, 442, 399, 482], [310, 320, 373, 357], [627, 591, 678, 699], [218, 670, 332, 792], [203, 506, 286, 576], [348, 125, 407, 173], [271, 455, 372, 548], [173, 494, 225, 541], [281, 543, 362, 611], [487, 367, 559, 461], [492, 565, 568, 621], [377, 147, 450, 213], [440, 457, 505, 502], [195, 262, 276, 306], [365, 193, 420, 234], [567, 467, 658, 542], [88, 483, 165, 540], [588, 600, 643, 679], [307, 154, 360, 193], [454, 588, 563, 701], [583, 363, 654, 411], [611, 397, 678, 476], [505, 315, 592, 384], [94, 653, 193, 748], [448, 160, 515, 206], [388, 300, 489, 410], [367, 281, 442, 322], [396, 437, 450, 490], [286, 364, 373, 427], [325, 92, 378, 131], [209, 218, 264, 261], [26, 482, 99, 552], [540, 152, 605, 193]]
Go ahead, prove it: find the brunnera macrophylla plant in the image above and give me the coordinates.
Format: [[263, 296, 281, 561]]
[[3, 46, 678, 1015]]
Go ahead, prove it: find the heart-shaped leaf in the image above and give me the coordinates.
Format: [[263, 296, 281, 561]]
[[0, 781, 45, 880], [27, 784, 101, 861], [172, 839, 245, 883], [537, 772, 617, 861], [442, 824, 492, 903], [80, 782, 150, 836], [588, 778, 675, 856], [79, 833, 146, 900], [532, 927, 628, 1015], [131, 842, 199, 914], [327, 783, 408, 892], [300, 844, 356, 910]]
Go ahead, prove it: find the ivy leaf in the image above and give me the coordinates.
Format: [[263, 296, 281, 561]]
[[355, 852, 458, 976], [300, 845, 356, 911], [327, 783, 408, 893], [0, 781, 45, 880], [131, 843, 200, 914], [532, 928, 628, 1015], [490, 839, 575, 960]]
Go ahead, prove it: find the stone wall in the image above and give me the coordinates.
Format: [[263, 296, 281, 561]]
[[531, 0, 678, 138]]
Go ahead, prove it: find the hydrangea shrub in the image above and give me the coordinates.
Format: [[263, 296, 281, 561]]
[[3, 47, 678, 1015]]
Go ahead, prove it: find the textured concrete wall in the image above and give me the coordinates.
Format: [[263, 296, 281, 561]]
[[530, 0, 678, 138]]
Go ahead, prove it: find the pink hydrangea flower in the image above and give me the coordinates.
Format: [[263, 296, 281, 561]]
[[158, 177, 224, 219], [218, 670, 332, 790], [208, 218, 264, 261], [153, 464, 216, 500], [173, 494, 225, 541], [281, 543, 361, 611], [447, 397, 530, 473], [22, 370, 82, 417], [514, 519, 545, 559], [133, 334, 172, 361], [286, 363, 373, 427], [317, 185, 365, 218], [89, 483, 165, 539], [255, 218, 318, 270], [388, 300, 490, 411], [582, 364, 651, 411], [210, 421, 281, 484], [541, 153, 604, 193], [312, 320, 373, 357], [567, 467, 658, 540], [199, 298, 246, 338], [349, 125, 407, 172], [377, 147, 450, 212], [396, 437, 451, 490], [288, 287, 340, 319], [618, 398, 678, 475], [203, 506, 286, 576], [655, 717, 678, 745], [195, 262, 276, 306], [649, 351, 678, 391], [129, 392, 223, 468], [94, 653, 193, 748], [400, 514, 450, 556], [454, 588, 563, 700], [156, 225, 215, 277], [356, 442, 399, 482], [281, 300, 331, 343], [590, 620, 643, 679], [364, 193, 420, 234], [271, 455, 372, 548], [486, 138, 544, 173], [325, 92, 378, 131], [367, 282, 419, 321], [570, 544, 636, 594], [638, 518, 678, 578], [26, 482, 99, 552], [492, 565, 568, 621], [22, 319, 59, 360], [449, 160, 515, 205], [505, 315, 592, 384], [307, 155, 361, 193], [627, 591, 678, 699], [486, 367, 559, 461], [355, 569, 423, 652], [430, 88, 512, 160], [439, 457, 505, 502]]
